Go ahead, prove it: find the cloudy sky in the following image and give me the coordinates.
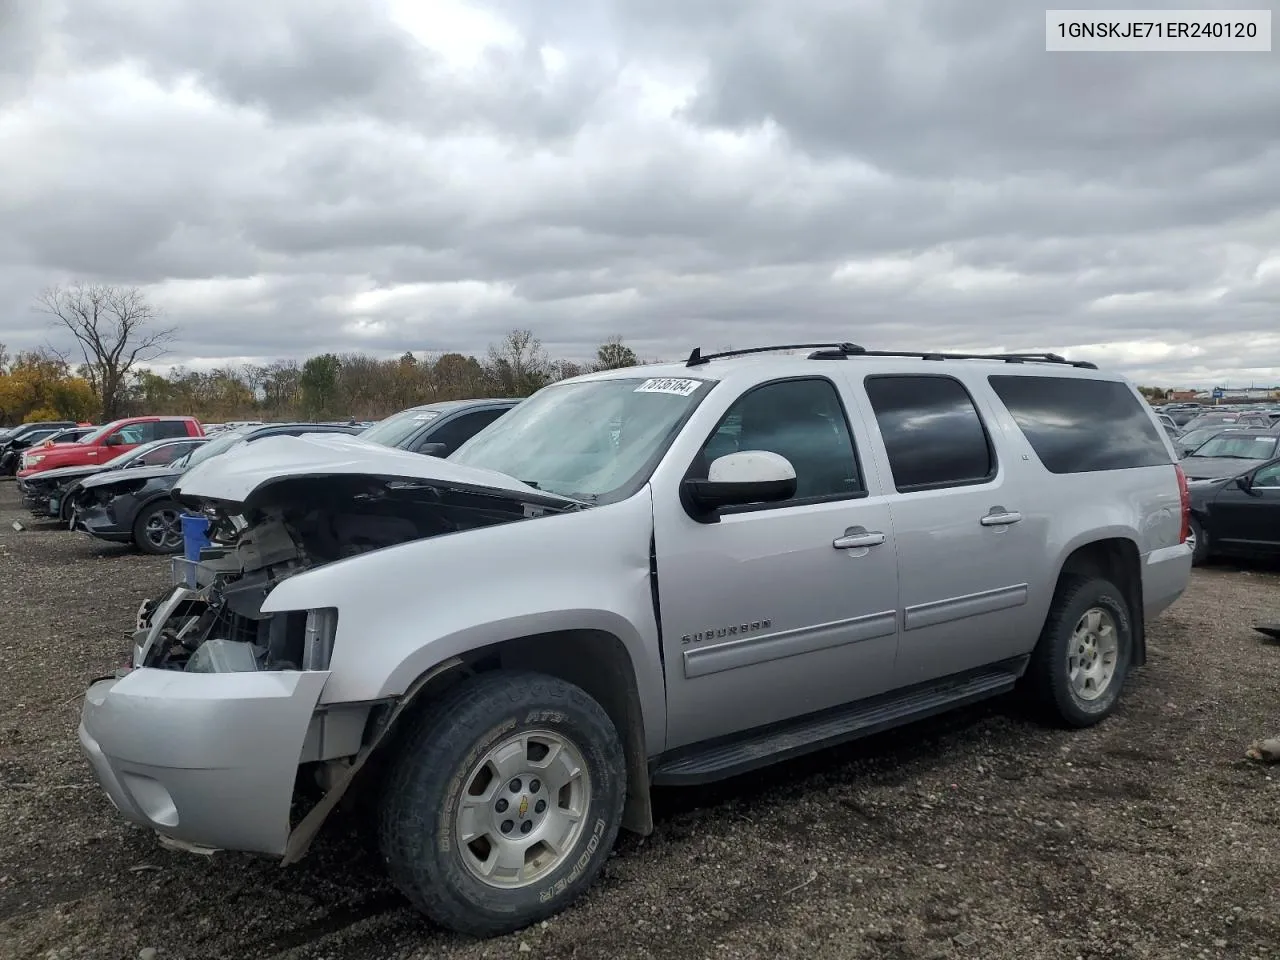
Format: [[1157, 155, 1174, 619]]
[[2, 0, 1278, 388]]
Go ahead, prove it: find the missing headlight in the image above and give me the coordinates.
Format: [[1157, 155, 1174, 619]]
[[302, 608, 339, 671]]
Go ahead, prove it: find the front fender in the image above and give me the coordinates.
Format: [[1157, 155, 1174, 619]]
[[260, 487, 667, 753]]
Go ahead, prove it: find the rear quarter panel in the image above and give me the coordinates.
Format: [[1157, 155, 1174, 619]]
[[964, 374, 1186, 635]]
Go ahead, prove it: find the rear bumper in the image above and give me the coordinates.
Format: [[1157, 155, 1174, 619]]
[[1142, 542, 1193, 622], [78, 668, 330, 855]]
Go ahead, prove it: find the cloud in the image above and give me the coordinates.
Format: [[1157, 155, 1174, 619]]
[[0, 0, 1277, 387]]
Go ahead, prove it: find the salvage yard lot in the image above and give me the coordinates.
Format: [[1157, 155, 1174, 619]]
[[1, 482, 1279, 960]]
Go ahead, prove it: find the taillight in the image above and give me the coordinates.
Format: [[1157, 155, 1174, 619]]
[[1175, 464, 1191, 544]]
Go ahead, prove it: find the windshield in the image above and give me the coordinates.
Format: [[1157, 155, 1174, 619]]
[[171, 430, 246, 471], [1178, 428, 1221, 449], [1190, 434, 1279, 460], [360, 407, 445, 448], [450, 376, 712, 502]]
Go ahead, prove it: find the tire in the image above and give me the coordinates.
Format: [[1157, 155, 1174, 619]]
[[132, 499, 186, 555], [1189, 515, 1209, 566], [378, 670, 626, 937], [1024, 575, 1132, 729], [58, 488, 78, 523]]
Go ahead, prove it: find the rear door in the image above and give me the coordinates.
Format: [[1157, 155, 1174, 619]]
[[855, 373, 1042, 686]]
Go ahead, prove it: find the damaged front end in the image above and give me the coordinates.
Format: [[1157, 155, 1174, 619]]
[[82, 444, 581, 862]]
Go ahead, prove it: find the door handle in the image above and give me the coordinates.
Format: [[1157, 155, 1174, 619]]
[[980, 510, 1022, 526], [833, 528, 886, 549]]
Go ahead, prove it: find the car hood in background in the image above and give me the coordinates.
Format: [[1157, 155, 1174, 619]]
[[16, 463, 109, 485], [78, 464, 183, 491], [1180, 457, 1269, 480], [172, 433, 578, 511]]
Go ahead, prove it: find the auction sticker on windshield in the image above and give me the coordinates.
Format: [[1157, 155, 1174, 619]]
[[634, 378, 702, 396], [412, 412, 440, 421]]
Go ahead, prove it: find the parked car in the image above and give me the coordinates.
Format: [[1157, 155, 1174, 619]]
[[358, 398, 520, 457], [18, 437, 208, 521], [1174, 425, 1238, 458], [0, 420, 79, 475], [1164, 405, 1203, 427], [1187, 457, 1280, 564], [1178, 429, 1280, 480], [70, 422, 363, 554], [1178, 411, 1271, 436], [17, 416, 204, 477], [79, 344, 1191, 937]]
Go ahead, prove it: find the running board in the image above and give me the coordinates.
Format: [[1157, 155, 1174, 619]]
[[651, 663, 1023, 786]]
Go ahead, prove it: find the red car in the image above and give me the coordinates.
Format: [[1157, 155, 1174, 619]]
[[17, 416, 204, 476]]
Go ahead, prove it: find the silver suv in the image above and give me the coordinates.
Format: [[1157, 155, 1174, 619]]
[[78, 343, 1193, 936]]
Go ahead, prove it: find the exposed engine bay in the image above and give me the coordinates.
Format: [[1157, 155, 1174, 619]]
[[133, 474, 579, 673]]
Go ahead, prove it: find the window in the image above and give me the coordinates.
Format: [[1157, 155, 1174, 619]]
[[419, 408, 510, 455], [115, 424, 149, 444], [137, 441, 198, 466], [692, 378, 862, 504], [1251, 463, 1280, 488], [153, 420, 192, 440], [1187, 434, 1279, 461], [451, 377, 709, 503], [988, 375, 1172, 474], [864, 375, 994, 491]]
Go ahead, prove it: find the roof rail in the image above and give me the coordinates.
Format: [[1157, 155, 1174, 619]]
[[852, 349, 1098, 370], [683, 343, 1096, 370], [686, 343, 865, 366]]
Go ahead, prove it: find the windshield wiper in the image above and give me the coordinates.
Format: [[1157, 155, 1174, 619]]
[[520, 479, 541, 489]]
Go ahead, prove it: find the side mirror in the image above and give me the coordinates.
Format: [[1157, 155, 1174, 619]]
[[418, 442, 448, 458], [683, 450, 797, 521], [103, 434, 122, 446], [1235, 474, 1256, 494]]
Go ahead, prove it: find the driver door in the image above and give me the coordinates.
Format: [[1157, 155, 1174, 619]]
[[651, 376, 901, 751], [1211, 461, 1280, 555]]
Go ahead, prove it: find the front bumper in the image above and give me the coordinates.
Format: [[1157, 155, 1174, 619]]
[[76, 503, 132, 542], [78, 667, 330, 855]]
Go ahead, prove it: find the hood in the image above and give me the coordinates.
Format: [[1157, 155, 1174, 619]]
[[79, 463, 182, 490], [17, 463, 105, 485], [172, 432, 579, 511], [1180, 456, 1267, 480]]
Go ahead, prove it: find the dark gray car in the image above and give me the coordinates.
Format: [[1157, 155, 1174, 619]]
[[1179, 429, 1280, 480], [358, 398, 520, 457]]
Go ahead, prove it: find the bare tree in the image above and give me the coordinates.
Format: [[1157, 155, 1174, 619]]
[[38, 284, 176, 421]]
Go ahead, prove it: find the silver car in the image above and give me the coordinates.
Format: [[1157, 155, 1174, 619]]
[[78, 344, 1192, 937]]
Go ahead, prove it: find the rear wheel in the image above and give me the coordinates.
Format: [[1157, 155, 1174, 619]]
[[378, 670, 625, 937], [133, 499, 185, 555], [1025, 575, 1132, 728]]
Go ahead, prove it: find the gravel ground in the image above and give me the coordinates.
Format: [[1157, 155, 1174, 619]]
[[2, 480, 1279, 960]]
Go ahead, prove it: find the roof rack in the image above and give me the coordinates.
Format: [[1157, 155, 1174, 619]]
[[684, 344, 1096, 370], [686, 343, 865, 366]]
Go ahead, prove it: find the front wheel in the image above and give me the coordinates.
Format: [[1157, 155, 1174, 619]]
[[378, 671, 626, 937], [132, 499, 185, 555], [1024, 575, 1132, 728]]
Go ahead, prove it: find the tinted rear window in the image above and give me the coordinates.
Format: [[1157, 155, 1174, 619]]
[[864, 375, 995, 491], [988, 375, 1171, 474]]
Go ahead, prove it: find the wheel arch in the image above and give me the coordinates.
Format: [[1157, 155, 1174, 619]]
[[347, 630, 654, 844], [1053, 537, 1145, 666]]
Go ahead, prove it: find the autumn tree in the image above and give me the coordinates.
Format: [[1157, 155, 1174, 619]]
[[594, 336, 638, 370], [0, 350, 96, 424], [38, 284, 176, 421]]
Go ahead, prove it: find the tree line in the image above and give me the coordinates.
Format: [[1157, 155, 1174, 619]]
[[1, 285, 642, 426]]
